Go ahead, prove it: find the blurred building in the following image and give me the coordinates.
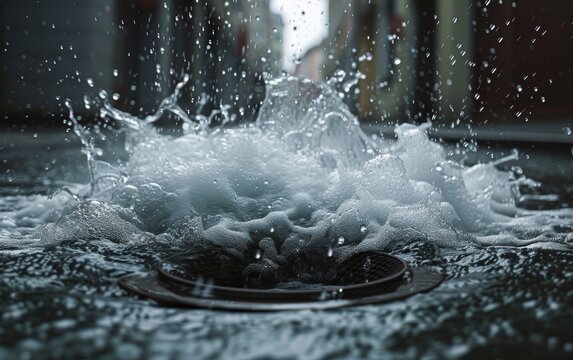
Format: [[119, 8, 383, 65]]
[[297, 0, 572, 142], [0, 0, 571, 143], [112, 0, 285, 120], [0, 0, 117, 124], [0, 0, 283, 125]]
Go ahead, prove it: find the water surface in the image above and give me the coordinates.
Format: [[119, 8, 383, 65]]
[[1, 76, 572, 359]]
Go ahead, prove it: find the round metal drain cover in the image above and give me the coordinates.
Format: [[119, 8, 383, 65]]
[[119, 248, 444, 311]]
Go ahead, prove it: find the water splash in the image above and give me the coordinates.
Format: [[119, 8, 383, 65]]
[[3, 75, 573, 263]]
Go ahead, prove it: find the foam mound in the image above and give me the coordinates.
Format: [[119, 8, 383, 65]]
[[6, 76, 570, 268]]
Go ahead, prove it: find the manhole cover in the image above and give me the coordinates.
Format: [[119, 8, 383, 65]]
[[119, 248, 444, 311]]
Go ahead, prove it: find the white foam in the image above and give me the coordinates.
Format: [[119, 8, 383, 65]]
[[2, 76, 571, 259]]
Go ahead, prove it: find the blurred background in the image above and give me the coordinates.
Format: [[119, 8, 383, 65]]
[[0, 0, 571, 143]]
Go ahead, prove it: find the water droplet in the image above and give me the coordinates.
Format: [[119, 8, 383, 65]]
[[563, 127, 571, 136], [360, 225, 367, 233], [327, 245, 333, 257], [83, 95, 91, 110], [270, 227, 275, 233], [393, 58, 401, 65], [255, 249, 261, 259], [337, 236, 345, 245], [363, 256, 372, 271], [87, 78, 94, 87]]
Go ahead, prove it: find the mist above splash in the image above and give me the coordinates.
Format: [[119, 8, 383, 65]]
[[19, 75, 572, 258]]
